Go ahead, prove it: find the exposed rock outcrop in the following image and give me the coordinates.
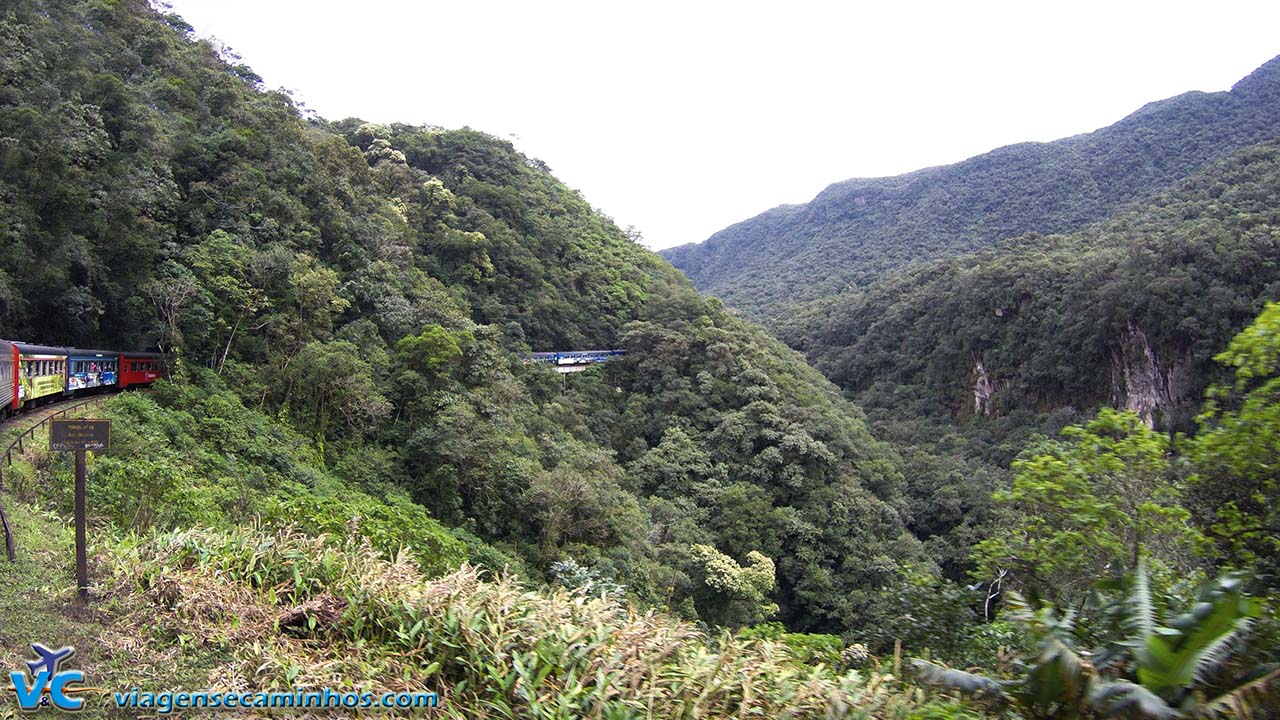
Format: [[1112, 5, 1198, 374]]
[[974, 361, 995, 417], [1110, 322, 1193, 428]]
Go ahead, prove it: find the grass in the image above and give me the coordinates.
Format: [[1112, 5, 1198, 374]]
[[0, 497, 226, 719]]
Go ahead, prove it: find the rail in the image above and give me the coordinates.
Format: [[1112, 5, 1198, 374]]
[[0, 394, 113, 562]]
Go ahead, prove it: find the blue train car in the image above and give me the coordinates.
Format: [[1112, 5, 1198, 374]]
[[64, 347, 119, 395], [530, 350, 626, 366]]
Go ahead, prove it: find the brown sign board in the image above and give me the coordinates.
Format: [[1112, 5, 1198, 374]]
[[50, 419, 111, 452]]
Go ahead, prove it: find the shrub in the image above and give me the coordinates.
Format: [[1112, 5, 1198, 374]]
[[261, 493, 466, 577]]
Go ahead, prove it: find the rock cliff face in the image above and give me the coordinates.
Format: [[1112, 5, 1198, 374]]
[[1110, 322, 1193, 427], [973, 361, 995, 417]]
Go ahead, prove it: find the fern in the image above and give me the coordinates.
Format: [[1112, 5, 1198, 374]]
[[1128, 560, 1156, 644], [1136, 571, 1261, 697]]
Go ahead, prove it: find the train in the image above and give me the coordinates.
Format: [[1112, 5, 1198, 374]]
[[0, 340, 165, 420], [529, 350, 626, 366]]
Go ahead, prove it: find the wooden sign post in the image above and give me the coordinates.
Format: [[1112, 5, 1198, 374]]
[[50, 418, 111, 601]]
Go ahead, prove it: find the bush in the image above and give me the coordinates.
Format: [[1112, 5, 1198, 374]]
[[739, 622, 849, 668], [261, 493, 466, 577]]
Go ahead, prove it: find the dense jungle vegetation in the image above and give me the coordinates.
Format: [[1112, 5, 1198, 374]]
[[1, 0, 1278, 716], [796, 142, 1280, 424]]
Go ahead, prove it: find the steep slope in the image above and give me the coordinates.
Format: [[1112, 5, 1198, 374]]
[[801, 141, 1280, 429], [662, 56, 1280, 325], [0, 0, 921, 634]]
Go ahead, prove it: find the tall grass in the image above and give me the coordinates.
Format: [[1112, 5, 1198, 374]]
[[110, 525, 932, 718]]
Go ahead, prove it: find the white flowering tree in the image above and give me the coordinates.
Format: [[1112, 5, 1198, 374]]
[[689, 544, 778, 629]]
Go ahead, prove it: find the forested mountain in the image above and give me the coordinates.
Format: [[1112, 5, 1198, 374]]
[[0, 0, 921, 634], [662, 56, 1280, 326], [801, 142, 1280, 429]]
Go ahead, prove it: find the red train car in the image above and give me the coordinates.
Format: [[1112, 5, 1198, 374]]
[[119, 351, 165, 389]]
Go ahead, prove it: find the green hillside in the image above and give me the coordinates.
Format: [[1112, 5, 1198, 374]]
[[800, 141, 1280, 429], [0, 0, 920, 635], [662, 56, 1280, 326]]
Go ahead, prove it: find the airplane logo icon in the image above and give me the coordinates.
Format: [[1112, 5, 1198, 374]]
[[26, 643, 76, 678]]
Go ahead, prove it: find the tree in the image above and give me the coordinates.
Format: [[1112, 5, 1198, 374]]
[[185, 230, 269, 371], [626, 426, 714, 497], [523, 443, 643, 554], [1188, 302, 1280, 582], [688, 544, 778, 629], [974, 409, 1204, 604], [283, 340, 390, 441], [143, 260, 200, 356], [395, 325, 463, 380]]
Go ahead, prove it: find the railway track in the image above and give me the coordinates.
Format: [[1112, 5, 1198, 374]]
[[0, 393, 117, 561]]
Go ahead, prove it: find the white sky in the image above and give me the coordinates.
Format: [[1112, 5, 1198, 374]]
[[161, 1, 1280, 250]]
